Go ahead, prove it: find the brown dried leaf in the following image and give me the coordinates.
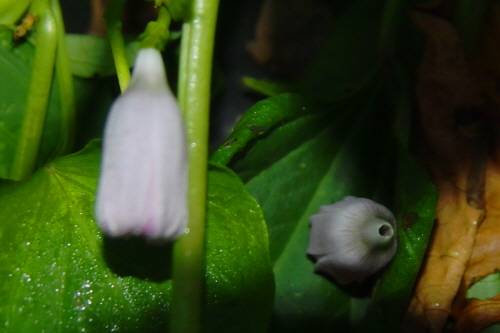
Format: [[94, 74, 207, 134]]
[[404, 10, 485, 333], [246, 0, 333, 78], [405, 187, 483, 333], [451, 164, 500, 333], [455, 296, 500, 333], [450, 3, 500, 329]]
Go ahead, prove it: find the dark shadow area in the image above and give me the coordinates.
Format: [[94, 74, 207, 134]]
[[270, 312, 351, 333], [103, 235, 173, 282], [210, 0, 267, 150], [306, 253, 378, 298]]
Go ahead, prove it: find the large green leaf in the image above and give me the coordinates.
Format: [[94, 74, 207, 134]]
[[0, 141, 273, 332], [0, 27, 63, 179], [203, 162, 274, 333]]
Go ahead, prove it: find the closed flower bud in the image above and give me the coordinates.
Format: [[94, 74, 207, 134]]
[[95, 48, 187, 241], [307, 196, 397, 284]]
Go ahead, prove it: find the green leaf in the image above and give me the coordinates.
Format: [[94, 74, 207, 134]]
[[204, 163, 274, 332], [242, 77, 290, 98], [0, 27, 63, 179], [211, 93, 321, 168], [0, 141, 170, 332], [0, 141, 273, 332], [212, 89, 397, 331], [65, 34, 140, 78], [467, 273, 500, 301]]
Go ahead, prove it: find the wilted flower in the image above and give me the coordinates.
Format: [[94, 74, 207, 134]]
[[95, 48, 187, 241], [307, 196, 397, 284]]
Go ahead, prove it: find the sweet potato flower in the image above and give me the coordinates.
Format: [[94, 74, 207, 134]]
[[95, 48, 187, 241]]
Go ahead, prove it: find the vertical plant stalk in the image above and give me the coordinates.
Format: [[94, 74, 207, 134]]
[[104, 0, 130, 92], [10, 3, 57, 181], [170, 0, 220, 331], [51, 0, 76, 156]]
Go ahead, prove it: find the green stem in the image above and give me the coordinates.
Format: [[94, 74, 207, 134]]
[[51, 0, 75, 156], [170, 0, 219, 331], [140, 5, 171, 50], [104, 0, 130, 92], [10, 1, 57, 181]]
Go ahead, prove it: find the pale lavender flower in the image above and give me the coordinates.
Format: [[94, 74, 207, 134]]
[[307, 196, 397, 284], [95, 48, 187, 241]]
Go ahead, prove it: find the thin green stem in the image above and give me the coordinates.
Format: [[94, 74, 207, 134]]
[[140, 5, 171, 50], [170, 0, 220, 331], [10, 1, 57, 181], [104, 0, 130, 92], [51, 0, 76, 156]]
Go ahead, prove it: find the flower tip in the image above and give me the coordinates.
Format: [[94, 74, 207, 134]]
[[129, 47, 169, 91]]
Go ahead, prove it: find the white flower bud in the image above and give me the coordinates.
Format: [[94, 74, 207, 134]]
[[95, 48, 187, 241], [307, 196, 397, 284]]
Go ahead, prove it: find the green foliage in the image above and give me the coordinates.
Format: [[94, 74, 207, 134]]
[[0, 0, 445, 330], [211, 88, 437, 331], [204, 163, 274, 332], [467, 273, 500, 301], [0, 141, 273, 332], [65, 34, 140, 78], [156, 0, 191, 21], [140, 6, 171, 50], [242, 77, 290, 98]]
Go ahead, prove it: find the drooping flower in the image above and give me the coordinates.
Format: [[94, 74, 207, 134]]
[[307, 196, 398, 284], [95, 48, 187, 241]]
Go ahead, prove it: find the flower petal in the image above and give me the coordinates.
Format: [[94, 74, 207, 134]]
[[95, 48, 188, 241], [307, 196, 397, 284]]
